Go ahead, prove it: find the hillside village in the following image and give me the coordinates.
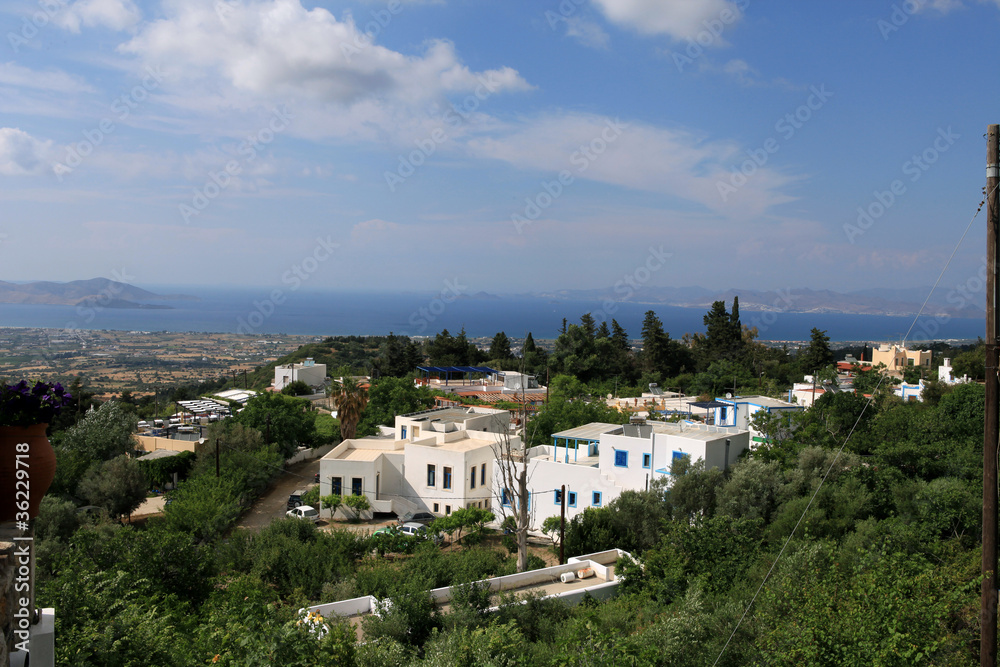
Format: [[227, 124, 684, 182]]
[[0, 301, 991, 665]]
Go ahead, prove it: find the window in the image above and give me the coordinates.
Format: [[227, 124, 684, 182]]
[[592, 492, 602, 507], [401, 425, 407, 439], [470, 466, 477, 489], [614, 450, 628, 467], [554, 489, 563, 504], [481, 463, 486, 486], [427, 464, 436, 487], [568, 492, 577, 507], [413, 426, 420, 438], [433, 503, 439, 513], [485, 498, 491, 510], [501, 489, 512, 506], [642, 453, 651, 469], [351, 477, 363, 496], [331, 477, 342, 496], [445, 505, 451, 515], [443, 467, 452, 490], [672, 451, 687, 461]]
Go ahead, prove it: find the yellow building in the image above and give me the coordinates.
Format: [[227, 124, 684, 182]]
[[870, 344, 932, 373]]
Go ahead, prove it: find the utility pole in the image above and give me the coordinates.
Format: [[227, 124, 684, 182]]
[[983, 123, 1000, 667], [559, 484, 566, 565]]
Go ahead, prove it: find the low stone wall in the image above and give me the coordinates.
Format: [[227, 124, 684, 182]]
[[135, 435, 200, 453], [285, 443, 335, 466]]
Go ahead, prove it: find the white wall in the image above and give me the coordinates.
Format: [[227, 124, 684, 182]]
[[521, 458, 625, 526], [599, 432, 655, 491], [402, 436, 500, 515]]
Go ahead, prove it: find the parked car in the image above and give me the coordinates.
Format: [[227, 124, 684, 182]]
[[286, 505, 320, 522], [397, 511, 435, 526], [400, 521, 443, 544], [287, 488, 309, 510]]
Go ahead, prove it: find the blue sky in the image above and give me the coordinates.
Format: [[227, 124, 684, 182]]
[[0, 0, 997, 297]]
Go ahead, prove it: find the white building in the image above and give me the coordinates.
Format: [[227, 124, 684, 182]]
[[498, 420, 749, 528], [711, 395, 804, 447], [939, 358, 970, 385], [789, 378, 830, 408], [894, 379, 925, 402], [318, 406, 511, 519], [274, 357, 327, 391]]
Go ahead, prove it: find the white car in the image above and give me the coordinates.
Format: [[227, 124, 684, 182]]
[[400, 521, 443, 544], [286, 505, 320, 522]]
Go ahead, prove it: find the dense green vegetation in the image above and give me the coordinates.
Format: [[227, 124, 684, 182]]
[[20, 300, 995, 665], [30, 374, 990, 665]]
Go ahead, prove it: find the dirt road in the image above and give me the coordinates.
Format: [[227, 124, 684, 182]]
[[235, 458, 321, 530]]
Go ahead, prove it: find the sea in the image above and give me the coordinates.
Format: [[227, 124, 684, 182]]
[[0, 286, 985, 344]]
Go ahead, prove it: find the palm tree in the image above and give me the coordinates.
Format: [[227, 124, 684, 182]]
[[335, 377, 367, 441]]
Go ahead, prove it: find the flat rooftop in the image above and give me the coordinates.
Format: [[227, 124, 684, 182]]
[[535, 451, 600, 467], [400, 406, 502, 425], [551, 423, 621, 441], [648, 421, 738, 440], [332, 447, 383, 462], [723, 395, 800, 409], [415, 432, 502, 453]]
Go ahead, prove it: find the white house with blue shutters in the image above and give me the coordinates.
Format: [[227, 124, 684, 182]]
[[496, 419, 749, 528]]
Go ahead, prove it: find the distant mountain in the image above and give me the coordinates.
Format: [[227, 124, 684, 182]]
[[0, 279, 198, 308], [524, 285, 984, 319]]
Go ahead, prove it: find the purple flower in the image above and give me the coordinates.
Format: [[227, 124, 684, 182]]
[[0, 380, 74, 426]]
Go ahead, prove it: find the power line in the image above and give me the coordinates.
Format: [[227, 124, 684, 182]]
[[713, 185, 995, 666]]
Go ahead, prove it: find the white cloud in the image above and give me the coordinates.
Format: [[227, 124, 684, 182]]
[[0, 63, 96, 94], [914, 0, 965, 12], [466, 113, 798, 219], [351, 218, 401, 243], [564, 16, 611, 49], [54, 0, 142, 33], [591, 0, 745, 41], [0, 128, 55, 176], [117, 0, 531, 141]]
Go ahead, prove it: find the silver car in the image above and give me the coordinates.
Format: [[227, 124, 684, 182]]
[[400, 521, 442, 544], [286, 505, 320, 522]]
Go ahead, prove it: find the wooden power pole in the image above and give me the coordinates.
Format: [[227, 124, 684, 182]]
[[983, 123, 1000, 667]]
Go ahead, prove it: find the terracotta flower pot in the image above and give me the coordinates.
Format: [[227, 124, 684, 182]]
[[0, 424, 56, 522]]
